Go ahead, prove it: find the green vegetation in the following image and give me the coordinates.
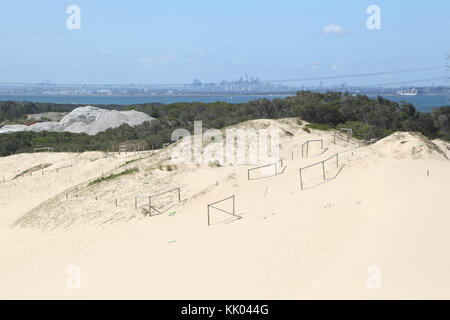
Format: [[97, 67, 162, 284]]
[[158, 164, 178, 171], [1, 92, 450, 157], [13, 163, 52, 179], [88, 167, 139, 186], [118, 158, 141, 168], [306, 123, 333, 131]]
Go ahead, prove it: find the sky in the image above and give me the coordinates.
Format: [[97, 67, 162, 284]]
[[0, 0, 449, 86]]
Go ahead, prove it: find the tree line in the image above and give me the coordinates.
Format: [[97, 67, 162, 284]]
[[1, 91, 449, 157]]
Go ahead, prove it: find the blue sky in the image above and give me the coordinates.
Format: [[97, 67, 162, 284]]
[[0, 0, 448, 86]]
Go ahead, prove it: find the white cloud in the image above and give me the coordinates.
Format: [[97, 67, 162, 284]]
[[321, 24, 345, 36], [331, 62, 344, 70], [187, 58, 200, 66], [155, 55, 178, 65], [99, 49, 110, 56], [139, 57, 153, 69], [233, 59, 246, 66], [139, 57, 153, 64], [139, 55, 178, 68]]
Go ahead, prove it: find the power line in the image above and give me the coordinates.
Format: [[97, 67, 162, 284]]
[[0, 66, 442, 87], [266, 66, 442, 83], [362, 77, 445, 88]]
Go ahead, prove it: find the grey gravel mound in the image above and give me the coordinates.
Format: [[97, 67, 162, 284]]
[[0, 106, 154, 135]]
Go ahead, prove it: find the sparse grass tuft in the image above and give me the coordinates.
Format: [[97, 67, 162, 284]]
[[166, 164, 177, 171], [89, 167, 139, 186], [119, 158, 141, 168], [13, 163, 52, 179], [209, 160, 222, 167], [157, 163, 178, 171]]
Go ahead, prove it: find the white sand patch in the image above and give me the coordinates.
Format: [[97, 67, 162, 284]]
[[0, 119, 449, 299]]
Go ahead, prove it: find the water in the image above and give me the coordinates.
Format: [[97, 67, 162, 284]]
[[0, 94, 290, 106], [367, 95, 448, 112], [0, 94, 446, 112]]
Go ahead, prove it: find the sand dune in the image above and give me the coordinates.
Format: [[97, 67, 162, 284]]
[[0, 118, 449, 299]]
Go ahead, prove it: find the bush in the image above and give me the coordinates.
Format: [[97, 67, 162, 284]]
[[306, 123, 333, 131], [336, 121, 373, 140]]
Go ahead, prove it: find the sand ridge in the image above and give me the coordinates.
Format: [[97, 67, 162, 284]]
[[0, 118, 449, 299]]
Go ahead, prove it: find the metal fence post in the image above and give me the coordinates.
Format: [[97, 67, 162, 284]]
[[232, 195, 235, 215], [299, 169, 303, 190], [207, 205, 210, 226], [322, 161, 326, 180], [149, 197, 152, 216]]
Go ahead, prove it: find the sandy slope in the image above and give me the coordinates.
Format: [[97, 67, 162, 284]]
[[0, 119, 449, 299]]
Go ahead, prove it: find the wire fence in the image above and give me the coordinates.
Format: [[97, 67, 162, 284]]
[[65, 186, 79, 200], [42, 164, 73, 175], [301, 139, 324, 158], [34, 147, 54, 153], [135, 187, 181, 216], [247, 159, 283, 180], [299, 153, 340, 190], [333, 129, 353, 144], [207, 195, 241, 226]]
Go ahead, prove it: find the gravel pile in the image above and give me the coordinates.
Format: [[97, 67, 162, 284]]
[[0, 106, 154, 135]]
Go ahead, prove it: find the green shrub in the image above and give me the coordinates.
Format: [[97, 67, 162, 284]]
[[89, 167, 139, 186], [336, 121, 372, 140], [306, 123, 333, 131]]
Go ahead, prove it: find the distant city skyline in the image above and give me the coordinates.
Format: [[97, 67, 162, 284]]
[[0, 1, 449, 86], [0, 73, 446, 98]]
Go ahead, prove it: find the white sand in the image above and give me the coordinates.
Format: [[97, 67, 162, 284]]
[[0, 119, 449, 299]]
